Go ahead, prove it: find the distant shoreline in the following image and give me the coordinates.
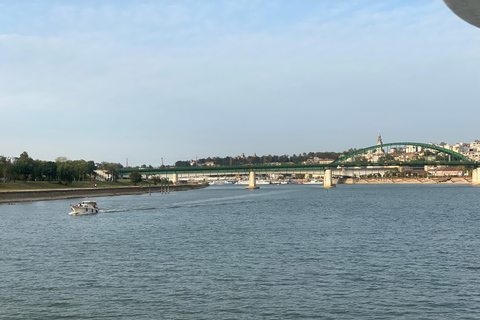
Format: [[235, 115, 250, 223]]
[[0, 184, 207, 204], [1, 178, 473, 204], [338, 177, 472, 185]]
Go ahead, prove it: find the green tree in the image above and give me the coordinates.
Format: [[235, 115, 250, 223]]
[[32, 160, 45, 181], [71, 160, 89, 181], [175, 160, 190, 167], [97, 161, 123, 181], [130, 170, 142, 185], [87, 161, 97, 180], [0, 156, 12, 182], [57, 162, 75, 184], [106, 163, 123, 182], [13, 151, 34, 182], [43, 161, 58, 182]]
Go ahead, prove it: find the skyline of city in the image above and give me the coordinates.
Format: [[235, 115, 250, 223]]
[[2, 135, 479, 166]]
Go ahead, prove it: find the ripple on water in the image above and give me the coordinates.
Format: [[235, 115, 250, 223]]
[[1, 184, 480, 319]]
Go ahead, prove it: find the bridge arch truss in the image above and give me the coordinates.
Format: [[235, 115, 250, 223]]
[[333, 142, 474, 165]]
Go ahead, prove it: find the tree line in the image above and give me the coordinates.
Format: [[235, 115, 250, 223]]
[[0, 152, 123, 185], [0, 150, 347, 184], [175, 151, 343, 167]]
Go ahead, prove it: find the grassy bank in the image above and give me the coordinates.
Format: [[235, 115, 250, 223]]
[[0, 182, 207, 204], [0, 180, 160, 191]]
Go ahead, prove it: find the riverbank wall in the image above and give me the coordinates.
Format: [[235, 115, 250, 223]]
[[0, 184, 207, 204]]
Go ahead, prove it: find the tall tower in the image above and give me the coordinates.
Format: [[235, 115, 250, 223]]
[[377, 130, 383, 146], [376, 131, 384, 154]]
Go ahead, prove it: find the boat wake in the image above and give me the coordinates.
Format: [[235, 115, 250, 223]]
[[99, 209, 127, 213], [99, 207, 157, 213]]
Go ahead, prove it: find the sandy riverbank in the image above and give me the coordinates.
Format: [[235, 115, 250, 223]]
[[0, 184, 207, 204]]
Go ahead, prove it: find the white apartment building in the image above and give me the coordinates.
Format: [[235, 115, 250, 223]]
[[430, 140, 479, 161]]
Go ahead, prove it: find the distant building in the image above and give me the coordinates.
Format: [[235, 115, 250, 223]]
[[427, 166, 464, 177], [302, 157, 334, 164], [318, 159, 335, 164], [470, 140, 480, 150], [94, 170, 108, 181], [406, 145, 422, 153]]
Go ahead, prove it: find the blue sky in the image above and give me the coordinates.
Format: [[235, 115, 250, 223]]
[[1, 0, 479, 166]]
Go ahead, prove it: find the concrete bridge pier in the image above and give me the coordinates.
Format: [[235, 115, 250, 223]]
[[172, 173, 178, 185], [323, 169, 335, 188], [473, 168, 480, 186], [246, 171, 259, 189]]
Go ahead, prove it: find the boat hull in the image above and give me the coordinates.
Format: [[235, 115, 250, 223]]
[[69, 207, 98, 216], [69, 201, 99, 216]]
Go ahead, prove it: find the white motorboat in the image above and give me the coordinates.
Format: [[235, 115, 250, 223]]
[[256, 180, 272, 185], [304, 180, 323, 185], [236, 179, 272, 185], [69, 200, 99, 216], [210, 180, 236, 185]]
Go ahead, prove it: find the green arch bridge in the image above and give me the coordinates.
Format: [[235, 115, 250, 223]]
[[117, 142, 480, 188], [119, 142, 477, 176], [333, 142, 474, 165]]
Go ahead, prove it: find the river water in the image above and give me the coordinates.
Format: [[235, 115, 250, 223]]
[[1, 184, 480, 319]]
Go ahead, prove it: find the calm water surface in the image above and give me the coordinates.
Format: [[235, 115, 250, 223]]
[[1, 184, 480, 319]]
